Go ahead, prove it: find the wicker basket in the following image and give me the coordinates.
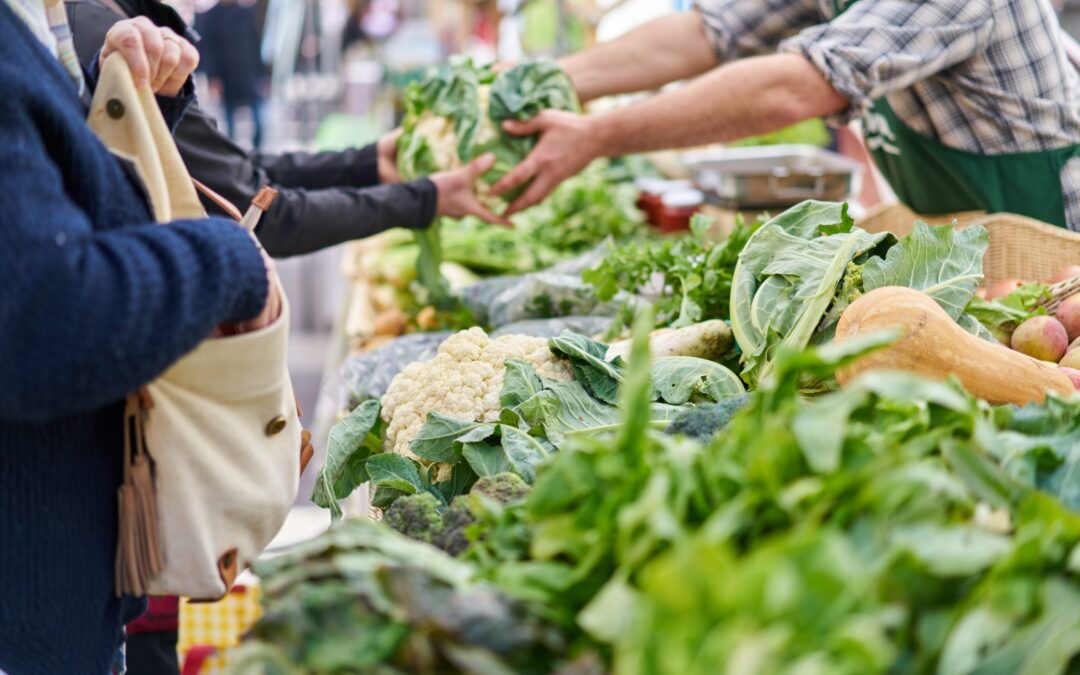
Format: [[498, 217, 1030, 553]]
[[859, 203, 1080, 284], [858, 203, 985, 237]]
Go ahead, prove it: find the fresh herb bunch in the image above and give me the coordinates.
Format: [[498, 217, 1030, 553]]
[[516, 160, 647, 255], [583, 213, 761, 330]]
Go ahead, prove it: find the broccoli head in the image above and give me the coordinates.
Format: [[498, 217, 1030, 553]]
[[387, 474, 532, 556], [382, 492, 444, 545], [470, 473, 531, 505], [665, 393, 751, 441], [433, 474, 531, 557], [432, 497, 475, 557]]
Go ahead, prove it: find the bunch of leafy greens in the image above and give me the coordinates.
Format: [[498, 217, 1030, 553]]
[[257, 311, 1080, 674], [584, 213, 761, 331], [273, 316, 1080, 674], [312, 329, 744, 519], [228, 518, 580, 675], [729, 118, 831, 148], [396, 58, 579, 307], [481, 333, 1080, 675], [515, 160, 647, 255], [366, 160, 650, 297], [731, 200, 990, 387], [966, 283, 1053, 344]]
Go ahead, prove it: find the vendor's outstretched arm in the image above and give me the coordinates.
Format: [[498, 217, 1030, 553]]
[[494, 53, 848, 214], [559, 12, 718, 103]]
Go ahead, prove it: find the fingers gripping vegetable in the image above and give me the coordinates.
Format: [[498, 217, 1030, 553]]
[[397, 58, 579, 305], [397, 58, 580, 211], [380, 328, 573, 458], [834, 287, 1074, 405]]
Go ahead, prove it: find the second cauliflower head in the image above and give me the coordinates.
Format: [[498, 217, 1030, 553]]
[[380, 328, 573, 458]]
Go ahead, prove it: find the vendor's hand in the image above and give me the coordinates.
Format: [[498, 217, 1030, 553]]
[[377, 129, 403, 184], [100, 17, 199, 96], [431, 154, 512, 226], [491, 110, 602, 215]]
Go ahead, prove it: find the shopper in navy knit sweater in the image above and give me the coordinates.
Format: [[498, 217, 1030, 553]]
[[0, 6, 278, 673]]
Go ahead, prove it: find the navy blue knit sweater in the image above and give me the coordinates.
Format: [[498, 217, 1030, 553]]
[[0, 6, 269, 673]]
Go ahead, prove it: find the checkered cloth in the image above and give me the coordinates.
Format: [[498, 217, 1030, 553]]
[[2, 0, 85, 94], [695, 0, 1080, 229], [179, 586, 263, 674]]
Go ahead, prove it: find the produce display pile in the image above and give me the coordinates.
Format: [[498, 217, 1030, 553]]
[[229, 185, 1080, 673]]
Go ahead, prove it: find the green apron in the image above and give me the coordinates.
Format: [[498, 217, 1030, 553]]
[[832, 0, 1080, 228]]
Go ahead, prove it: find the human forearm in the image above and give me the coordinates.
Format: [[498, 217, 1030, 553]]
[[591, 54, 848, 155], [559, 12, 717, 103]]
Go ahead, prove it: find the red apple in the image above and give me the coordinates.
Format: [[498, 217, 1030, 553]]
[[1056, 294, 1080, 342], [1012, 316, 1069, 362], [1059, 367, 1080, 390], [985, 278, 1024, 300], [1061, 347, 1080, 370], [1050, 265, 1080, 284]]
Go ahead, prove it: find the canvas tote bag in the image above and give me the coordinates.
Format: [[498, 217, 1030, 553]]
[[88, 53, 306, 601]]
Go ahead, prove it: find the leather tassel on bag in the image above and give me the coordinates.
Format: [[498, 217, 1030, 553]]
[[116, 391, 163, 596]]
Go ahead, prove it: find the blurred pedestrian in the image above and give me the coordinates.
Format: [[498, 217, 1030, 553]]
[[195, 0, 265, 149]]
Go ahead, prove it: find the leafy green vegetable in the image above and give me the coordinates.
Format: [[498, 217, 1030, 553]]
[[267, 318, 1080, 674], [730, 118, 831, 148], [311, 400, 383, 520], [731, 202, 990, 387], [584, 213, 761, 330], [664, 393, 751, 440], [860, 221, 987, 318], [548, 329, 743, 407], [731, 201, 892, 386], [966, 283, 1053, 342], [397, 58, 579, 309], [514, 160, 647, 255], [234, 518, 573, 675]]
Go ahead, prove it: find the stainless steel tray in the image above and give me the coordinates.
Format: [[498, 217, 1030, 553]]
[[683, 145, 862, 209]]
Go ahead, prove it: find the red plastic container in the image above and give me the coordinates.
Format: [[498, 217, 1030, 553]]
[[656, 189, 705, 233], [636, 178, 694, 228]]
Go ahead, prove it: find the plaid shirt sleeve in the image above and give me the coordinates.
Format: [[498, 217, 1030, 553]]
[[778, 0, 996, 115], [693, 0, 820, 62]]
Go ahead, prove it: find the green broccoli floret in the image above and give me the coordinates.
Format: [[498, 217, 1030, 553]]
[[382, 492, 444, 545], [431, 473, 531, 557], [665, 394, 751, 441], [470, 473, 531, 505], [432, 497, 475, 556]]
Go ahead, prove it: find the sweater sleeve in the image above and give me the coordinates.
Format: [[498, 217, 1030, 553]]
[[0, 101, 268, 423]]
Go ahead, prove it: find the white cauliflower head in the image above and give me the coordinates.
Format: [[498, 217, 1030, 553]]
[[380, 328, 573, 458], [413, 112, 462, 172]]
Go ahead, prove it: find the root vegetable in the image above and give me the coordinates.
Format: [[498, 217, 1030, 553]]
[[1011, 316, 1069, 362], [605, 320, 734, 362], [374, 309, 408, 337]]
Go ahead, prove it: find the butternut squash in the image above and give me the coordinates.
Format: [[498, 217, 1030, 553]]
[[834, 286, 1074, 405]]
